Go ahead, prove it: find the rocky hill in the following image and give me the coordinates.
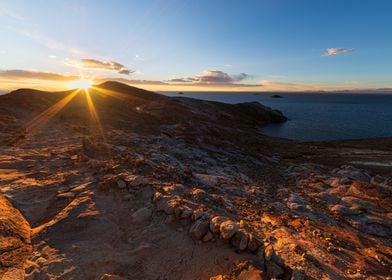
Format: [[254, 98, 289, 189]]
[[0, 82, 391, 279]]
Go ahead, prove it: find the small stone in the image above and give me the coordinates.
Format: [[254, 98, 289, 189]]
[[164, 184, 186, 195], [266, 261, 284, 278], [220, 220, 240, 239], [189, 218, 210, 240], [329, 204, 361, 216], [153, 191, 163, 201], [175, 205, 193, 219], [157, 197, 180, 215], [180, 207, 193, 219], [57, 186, 70, 193], [117, 180, 126, 189], [231, 229, 249, 251], [202, 230, 214, 242], [123, 194, 132, 201], [247, 233, 264, 252], [190, 188, 208, 200], [264, 244, 275, 261], [128, 175, 149, 187], [56, 192, 75, 200], [131, 207, 152, 223], [209, 216, 228, 233], [192, 208, 209, 221]]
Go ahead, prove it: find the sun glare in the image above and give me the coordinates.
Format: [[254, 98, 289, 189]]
[[68, 79, 93, 90]]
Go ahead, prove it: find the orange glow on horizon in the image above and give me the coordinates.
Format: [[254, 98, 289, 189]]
[[68, 79, 93, 90]]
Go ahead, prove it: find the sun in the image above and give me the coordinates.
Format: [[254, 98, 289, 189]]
[[68, 79, 93, 90]]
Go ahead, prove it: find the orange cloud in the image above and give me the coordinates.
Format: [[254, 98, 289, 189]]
[[65, 58, 134, 75]]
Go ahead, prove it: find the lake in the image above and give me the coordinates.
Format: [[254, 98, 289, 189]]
[[162, 92, 392, 141]]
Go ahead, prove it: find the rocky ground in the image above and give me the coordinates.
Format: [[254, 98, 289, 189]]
[[0, 82, 391, 279]]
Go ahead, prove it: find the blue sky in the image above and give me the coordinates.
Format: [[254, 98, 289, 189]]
[[0, 0, 391, 91]]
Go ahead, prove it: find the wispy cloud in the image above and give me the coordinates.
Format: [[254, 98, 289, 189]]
[[11, 27, 83, 55], [0, 69, 78, 81], [95, 77, 168, 86], [65, 58, 134, 75], [168, 70, 255, 86], [0, 69, 164, 87], [0, 7, 24, 21], [322, 48, 354, 56]]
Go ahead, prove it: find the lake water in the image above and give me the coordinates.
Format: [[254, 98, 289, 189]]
[[162, 92, 392, 141]]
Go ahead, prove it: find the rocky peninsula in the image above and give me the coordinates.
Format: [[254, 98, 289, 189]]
[[0, 82, 391, 279]]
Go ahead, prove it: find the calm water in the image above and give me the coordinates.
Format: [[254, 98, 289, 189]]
[[162, 92, 392, 141]]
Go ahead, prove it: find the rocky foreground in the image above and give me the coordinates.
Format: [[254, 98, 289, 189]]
[[0, 82, 391, 280]]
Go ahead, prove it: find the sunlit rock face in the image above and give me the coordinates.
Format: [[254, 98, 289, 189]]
[[0, 196, 32, 279]]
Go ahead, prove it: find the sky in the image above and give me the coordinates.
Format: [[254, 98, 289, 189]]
[[0, 0, 391, 92]]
